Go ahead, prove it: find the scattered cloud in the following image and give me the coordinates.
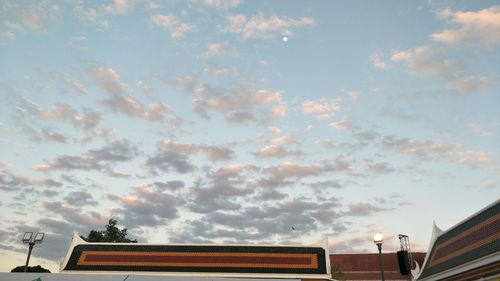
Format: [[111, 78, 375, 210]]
[[328, 119, 351, 130], [380, 135, 460, 156], [391, 46, 459, 76], [197, 0, 242, 9], [94, 67, 128, 96], [371, 53, 390, 69], [448, 150, 494, 167], [18, 99, 102, 130], [302, 99, 341, 120], [137, 81, 153, 96], [64, 191, 98, 206], [146, 139, 234, 174], [271, 135, 296, 144], [28, 128, 67, 143], [36, 139, 139, 173], [150, 14, 195, 38], [75, 0, 131, 28], [188, 166, 257, 213], [305, 180, 344, 190], [109, 183, 183, 227], [0, 169, 62, 192], [262, 159, 352, 183], [204, 42, 230, 57], [343, 202, 389, 217], [43, 201, 106, 229], [449, 75, 489, 94], [363, 159, 395, 174], [0, 0, 59, 41], [201, 146, 234, 161], [254, 144, 304, 158], [171, 75, 285, 123], [100, 95, 171, 121], [225, 12, 314, 39], [379, 135, 495, 167], [348, 91, 360, 104], [432, 6, 500, 46], [146, 150, 195, 174], [466, 123, 495, 136]]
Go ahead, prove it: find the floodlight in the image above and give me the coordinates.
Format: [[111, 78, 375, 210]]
[[34, 232, 45, 243], [22, 232, 33, 243], [373, 232, 383, 246]]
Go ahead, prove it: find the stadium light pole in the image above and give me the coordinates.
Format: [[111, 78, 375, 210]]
[[22, 232, 44, 272], [373, 232, 385, 281]]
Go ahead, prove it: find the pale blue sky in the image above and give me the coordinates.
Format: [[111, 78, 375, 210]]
[[0, 0, 499, 272]]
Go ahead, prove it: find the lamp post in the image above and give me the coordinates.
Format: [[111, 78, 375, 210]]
[[373, 232, 385, 281], [22, 232, 44, 272]]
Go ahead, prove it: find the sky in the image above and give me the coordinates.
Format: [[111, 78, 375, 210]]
[[0, 0, 499, 273]]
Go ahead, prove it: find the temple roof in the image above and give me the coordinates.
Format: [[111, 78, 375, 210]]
[[417, 199, 500, 281], [60, 234, 331, 280]]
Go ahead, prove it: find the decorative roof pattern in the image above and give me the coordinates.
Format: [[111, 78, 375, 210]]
[[61, 235, 329, 278], [418, 199, 500, 280]]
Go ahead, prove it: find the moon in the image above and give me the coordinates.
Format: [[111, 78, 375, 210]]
[[282, 36, 288, 42]]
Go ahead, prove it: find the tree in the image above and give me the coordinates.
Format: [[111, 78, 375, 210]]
[[331, 264, 346, 281], [81, 219, 137, 243], [11, 265, 51, 273]]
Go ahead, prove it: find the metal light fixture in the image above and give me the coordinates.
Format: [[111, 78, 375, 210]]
[[34, 232, 45, 243], [373, 232, 385, 281], [22, 231, 44, 272], [22, 232, 33, 243]]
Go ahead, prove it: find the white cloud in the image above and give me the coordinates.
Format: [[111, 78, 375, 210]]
[[158, 140, 234, 162], [449, 75, 489, 94], [74, 0, 131, 28], [391, 46, 490, 94], [225, 12, 314, 39], [380, 136, 460, 156], [94, 67, 128, 96], [271, 103, 287, 118], [150, 14, 194, 38], [198, 0, 242, 9], [363, 159, 394, 174], [448, 150, 495, 167], [18, 99, 102, 130], [466, 123, 495, 136], [101, 96, 170, 121], [391, 46, 459, 76], [67, 79, 88, 94], [1, 1, 59, 41], [371, 53, 390, 69], [328, 120, 350, 130], [204, 42, 231, 57], [254, 144, 304, 158], [268, 127, 282, 135], [161, 139, 198, 154], [103, 0, 131, 15], [137, 81, 153, 96], [431, 6, 500, 46], [302, 99, 341, 120], [348, 91, 360, 104], [272, 136, 296, 144]]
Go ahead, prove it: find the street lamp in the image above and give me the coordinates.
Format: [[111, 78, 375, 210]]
[[373, 232, 385, 281], [22, 231, 44, 272]]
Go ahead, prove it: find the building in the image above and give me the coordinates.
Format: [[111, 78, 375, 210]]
[[416, 199, 499, 281], [59, 234, 332, 280], [330, 252, 426, 281]]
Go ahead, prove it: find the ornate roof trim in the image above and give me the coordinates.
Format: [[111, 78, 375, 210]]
[[416, 199, 500, 281], [60, 234, 332, 279]]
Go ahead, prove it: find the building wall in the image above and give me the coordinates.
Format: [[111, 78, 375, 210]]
[[329, 252, 426, 281]]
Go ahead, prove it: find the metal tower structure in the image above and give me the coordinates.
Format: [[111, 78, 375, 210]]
[[398, 234, 414, 281]]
